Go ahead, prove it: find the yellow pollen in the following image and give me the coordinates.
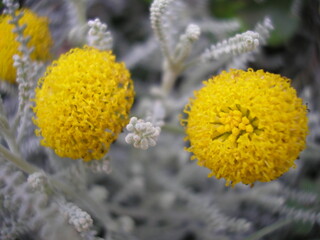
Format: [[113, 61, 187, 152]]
[[232, 110, 242, 116], [220, 117, 227, 124], [239, 122, 247, 130], [231, 119, 239, 126], [212, 105, 260, 142], [219, 112, 227, 117], [232, 127, 240, 136], [217, 125, 225, 133], [246, 125, 254, 133], [241, 117, 250, 125], [224, 124, 231, 132]]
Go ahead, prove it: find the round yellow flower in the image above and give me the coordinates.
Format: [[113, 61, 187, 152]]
[[0, 9, 52, 83], [33, 47, 135, 161], [182, 69, 308, 186]]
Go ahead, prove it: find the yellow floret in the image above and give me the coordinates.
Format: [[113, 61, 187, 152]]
[[0, 9, 53, 83], [182, 69, 308, 186], [33, 47, 135, 161]]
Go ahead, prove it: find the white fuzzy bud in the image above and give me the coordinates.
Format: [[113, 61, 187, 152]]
[[140, 138, 149, 150], [87, 18, 113, 50], [126, 123, 134, 132], [186, 24, 201, 42], [27, 171, 48, 192], [61, 202, 93, 232], [133, 135, 141, 142], [201, 30, 260, 62], [3, 0, 19, 14], [173, 23, 201, 63], [125, 133, 135, 144], [150, 0, 175, 61], [254, 17, 274, 45], [125, 117, 161, 150], [148, 138, 156, 147]]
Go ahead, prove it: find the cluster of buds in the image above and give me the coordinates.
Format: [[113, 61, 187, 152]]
[[174, 23, 201, 63], [125, 117, 161, 150], [2, 0, 19, 15], [202, 30, 260, 62], [60, 202, 93, 233], [27, 171, 48, 192], [87, 18, 113, 50], [13, 55, 42, 143]]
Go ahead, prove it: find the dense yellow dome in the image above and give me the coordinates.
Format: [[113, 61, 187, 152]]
[[33, 47, 135, 161], [182, 69, 308, 186], [0, 9, 53, 83]]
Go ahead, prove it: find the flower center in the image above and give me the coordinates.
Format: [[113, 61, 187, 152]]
[[211, 104, 261, 142]]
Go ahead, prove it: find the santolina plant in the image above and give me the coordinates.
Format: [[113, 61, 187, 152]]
[[33, 46, 134, 161], [1, 0, 319, 239], [182, 69, 308, 186], [0, 9, 52, 83]]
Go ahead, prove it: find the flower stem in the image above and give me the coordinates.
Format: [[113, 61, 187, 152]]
[[160, 62, 179, 96], [0, 144, 37, 174], [162, 124, 185, 135], [244, 219, 293, 240]]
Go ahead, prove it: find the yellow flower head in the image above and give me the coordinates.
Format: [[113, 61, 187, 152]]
[[0, 9, 53, 83], [182, 69, 308, 186], [33, 47, 135, 161]]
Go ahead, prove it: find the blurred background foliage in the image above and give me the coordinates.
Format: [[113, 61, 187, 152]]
[[208, 0, 298, 47], [140, 0, 299, 46]]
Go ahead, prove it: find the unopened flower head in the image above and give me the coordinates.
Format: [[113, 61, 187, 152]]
[[27, 171, 48, 192], [33, 46, 134, 161], [60, 202, 93, 233], [182, 69, 308, 186], [0, 9, 52, 83], [185, 24, 201, 42], [87, 18, 113, 51], [125, 117, 161, 150]]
